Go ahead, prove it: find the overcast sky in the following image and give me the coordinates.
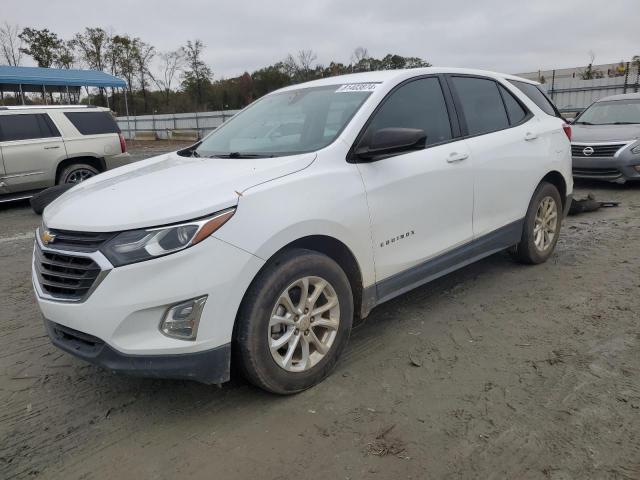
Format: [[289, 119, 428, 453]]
[[5, 0, 640, 78]]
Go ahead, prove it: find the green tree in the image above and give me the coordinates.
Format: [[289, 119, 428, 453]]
[[54, 41, 75, 69], [182, 39, 212, 108], [73, 27, 109, 71], [134, 40, 155, 113], [18, 27, 63, 68]]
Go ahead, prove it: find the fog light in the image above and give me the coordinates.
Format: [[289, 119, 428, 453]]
[[160, 296, 207, 340], [634, 165, 640, 173]]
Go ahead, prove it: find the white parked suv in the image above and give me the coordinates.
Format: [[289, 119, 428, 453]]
[[0, 105, 130, 202], [33, 68, 572, 394]]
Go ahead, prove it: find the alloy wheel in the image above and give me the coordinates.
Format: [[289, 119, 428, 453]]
[[269, 276, 340, 372], [533, 196, 558, 251], [66, 169, 95, 184]]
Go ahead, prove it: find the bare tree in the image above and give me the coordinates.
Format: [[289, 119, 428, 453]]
[[155, 48, 185, 104], [351, 46, 369, 64], [0, 22, 23, 66], [297, 49, 317, 72], [283, 49, 318, 81]]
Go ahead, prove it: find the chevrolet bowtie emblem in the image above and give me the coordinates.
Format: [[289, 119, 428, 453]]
[[41, 230, 56, 245]]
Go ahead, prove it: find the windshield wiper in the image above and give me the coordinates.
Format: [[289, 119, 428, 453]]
[[573, 121, 593, 125], [213, 152, 275, 159], [608, 122, 639, 125]]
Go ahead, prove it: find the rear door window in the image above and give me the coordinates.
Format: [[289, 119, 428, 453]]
[[508, 80, 560, 117], [64, 111, 121, 135], [0, 113, 60, 141], [451, 76, 509, 136]]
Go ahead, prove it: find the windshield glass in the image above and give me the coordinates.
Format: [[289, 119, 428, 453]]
[[576, 99, 640, 125], [194, 84, 374, 158]]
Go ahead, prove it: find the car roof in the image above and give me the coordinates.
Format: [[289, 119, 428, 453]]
[[596, 92, 640, 102], [0, 105, 109, 112], [275, 67, 539, 93]]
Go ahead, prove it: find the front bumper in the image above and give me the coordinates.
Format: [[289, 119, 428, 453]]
[[33, 232, 264, 383], [45, 319, 231, 383], [572, 156, 640, 182]]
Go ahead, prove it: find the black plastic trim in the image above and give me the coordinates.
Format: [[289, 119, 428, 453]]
[[45, 320, 231, 384], [370, 219, 524, 306]]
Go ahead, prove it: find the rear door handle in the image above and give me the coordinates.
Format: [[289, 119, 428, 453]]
[[44, 146, 60, 150], [447, 152, 469, 163], [524, 131, 538, 141]]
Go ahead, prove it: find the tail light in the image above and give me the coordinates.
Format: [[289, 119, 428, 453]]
[[118, 133, 127, 153], [562, 123, 572, 141]]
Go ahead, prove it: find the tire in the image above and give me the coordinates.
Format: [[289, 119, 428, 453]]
[[234, 248, 354, 394], [57, 163, 99, 185], [30, 183, 75, 215], [512, 182, 563, 264]]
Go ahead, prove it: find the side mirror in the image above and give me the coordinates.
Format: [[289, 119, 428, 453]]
[[355, 128, 427, 161]]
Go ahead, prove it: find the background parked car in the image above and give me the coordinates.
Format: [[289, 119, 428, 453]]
[[0, 105, 130, 203], [570, 93, 640, 182]]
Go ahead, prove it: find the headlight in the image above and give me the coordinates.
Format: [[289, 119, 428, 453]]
[[631, 144, 640, 155], [100, 208, 235, 266]]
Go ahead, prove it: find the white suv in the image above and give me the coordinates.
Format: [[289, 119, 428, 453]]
[[0, 105, 130, 202], [33, 68, 572, 394]]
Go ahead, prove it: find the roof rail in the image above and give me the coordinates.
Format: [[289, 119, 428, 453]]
[[0, 104, 106, 111]]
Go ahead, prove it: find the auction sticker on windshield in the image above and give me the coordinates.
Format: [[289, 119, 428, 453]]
[[336, 83, 379, 93]]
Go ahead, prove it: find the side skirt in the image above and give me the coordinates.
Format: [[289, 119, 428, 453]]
[[361, 219, 524, 315]]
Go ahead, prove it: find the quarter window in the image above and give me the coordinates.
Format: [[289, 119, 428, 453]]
[[499, 84, 528, 125], [361, 77, 452, 148], [0, 113, 60, 142], [509, 80, 560, 117], [451, 77, 509, 136], [64, 111, 121, 135]]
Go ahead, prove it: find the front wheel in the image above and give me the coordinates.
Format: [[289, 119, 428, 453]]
[[512, 182, 563, 264], [234, 248, 353, 394]]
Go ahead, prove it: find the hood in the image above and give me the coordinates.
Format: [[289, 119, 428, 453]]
[[571, 124, 640, 143], [44, 151, 316, 232]]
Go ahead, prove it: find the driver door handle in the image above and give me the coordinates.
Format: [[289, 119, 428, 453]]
[[447, 151, 469, 163], [44, 145, 60, 150]]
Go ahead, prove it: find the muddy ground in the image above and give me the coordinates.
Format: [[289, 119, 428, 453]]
[[1, 143, 639, 479]]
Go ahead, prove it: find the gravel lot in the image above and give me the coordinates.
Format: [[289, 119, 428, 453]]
[[1, 143, 639, 479]]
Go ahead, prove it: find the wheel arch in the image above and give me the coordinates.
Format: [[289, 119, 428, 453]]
[[539, 170, 568, 209], [55, 156, 106, 184], [233, 234, 369, 344]]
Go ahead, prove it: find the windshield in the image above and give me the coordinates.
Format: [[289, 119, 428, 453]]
[[194, 84, 374, 158], [576, 99, 640, 125]]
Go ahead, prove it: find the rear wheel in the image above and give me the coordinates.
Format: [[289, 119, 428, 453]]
[[234, 248, 353, 394], [512, 182, 562, 264], [58, 163, 99, 185]]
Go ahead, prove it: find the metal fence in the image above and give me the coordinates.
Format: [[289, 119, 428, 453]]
[[540, 64, 640, 114], [116, 65, 640, 136], [116, 110, 240, 140]]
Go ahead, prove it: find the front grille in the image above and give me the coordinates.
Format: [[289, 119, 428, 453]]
[[571, 144, 625, 157], [572, 167, 622, 178], [34, 244, 102, 301], [45, 229, 113, 252]]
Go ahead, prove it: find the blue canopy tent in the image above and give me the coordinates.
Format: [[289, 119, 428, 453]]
[[0, 65, 129, 121]]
